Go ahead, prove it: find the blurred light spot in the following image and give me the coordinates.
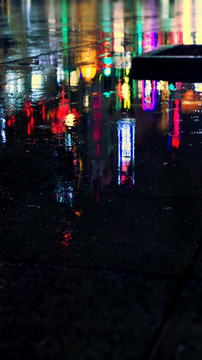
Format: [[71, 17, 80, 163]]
[[104, 67, 111, 76]]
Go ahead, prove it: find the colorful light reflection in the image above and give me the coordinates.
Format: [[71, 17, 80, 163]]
[[117, 118, 136, 187], [142, 80, 157, 111]]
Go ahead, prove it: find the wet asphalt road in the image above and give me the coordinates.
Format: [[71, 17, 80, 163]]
[[0, 1, 202, 359]]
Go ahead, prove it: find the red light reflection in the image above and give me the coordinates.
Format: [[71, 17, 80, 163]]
[[172, 99, 180, 149], [61, 230, 72, 248]]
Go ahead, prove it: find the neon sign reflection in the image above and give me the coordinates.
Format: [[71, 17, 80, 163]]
[[172, 98, 180, 149], [142, 80, 157, 111], [118, 118, 136, 187]]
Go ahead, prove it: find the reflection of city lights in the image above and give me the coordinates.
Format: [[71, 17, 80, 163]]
[[169, 83, 175, 91], [80, 48, 97, 81], [142, 80, 157, 111], [62, 230, 72, 248], [32, 72, 43, 91], [104, 67, 111, 76], [158, 81, 170, 133], [113, 1, 124, 53], [102, 0, 111, 33], [57, 65, 65, 84], [70, 69, 80, 87], [31, 72, 44, 101], [138, 80, 143, 99], [114, 52, 131, 69], [75, 211, 81, 217], [118, 118, 136, 187], [17, 78, 23, 93], [182, 0, 192, 44], [143, 32, 157, 53], [104, 57, 113, 66], [195, 0, 202, 44], [137, 1, 143, 55], [161, 0, 169, 19], [181, 89, 202, 113], [81, 65, 96, 81], [65, 113, 76, 127], [93, 96, 102, 156], [83, 95, 89, 108], [47, 0, 56, 32], [65, 133, 72, 149], [0, 117, 6, 143], [5, 71, 24, 96], [61, 0, 68, 45], [172, 99, 180, 148], [194, 83, 202, 92], [55, 182, 74, 206], [122, 77, 131, 110]]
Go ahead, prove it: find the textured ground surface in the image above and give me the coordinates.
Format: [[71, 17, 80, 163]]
[[0, 1, 202, 360]]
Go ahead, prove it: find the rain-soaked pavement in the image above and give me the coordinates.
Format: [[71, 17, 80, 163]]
[[0, 0, 201, 359]]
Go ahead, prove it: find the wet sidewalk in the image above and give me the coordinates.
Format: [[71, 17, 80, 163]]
[[0, 1, 202, 359]]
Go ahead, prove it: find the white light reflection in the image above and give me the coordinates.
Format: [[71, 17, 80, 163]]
[[114, 52, 131, 69], [48, 0, 56, 31], [5, 71, 24, 108], [24, 0, 31, 29], [113, 1, 124, 53], [117, 118, 136, 187], [70, 69, 80, 87], [83, 94, 89, 108], [194, 83, 202, 92], [195, 0, 202, 44], [161, 0, 169, 19], [57, 65, 65, 84], [0, 116, 6, 143]]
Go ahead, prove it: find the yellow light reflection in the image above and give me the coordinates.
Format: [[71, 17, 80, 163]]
[[65, 113, 76, 127], [31, 72, 43, 91], [79, 48, 97, 81], [81, 65, 96, 82], [122, 76, 131, 110], [158, 81, 169, 133], [181, 89, 202, 113], [182, 0, 192, 44], [70, 69, 80, 87]]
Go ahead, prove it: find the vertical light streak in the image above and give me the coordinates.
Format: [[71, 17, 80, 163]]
[[195, 0, 202, 44], [113, 1, 124, 53], [61, 0, 68, 45], [182, 0, 192, 44], [161, 0, 169, 19], [142, 80, 157, 111], [118, 118, 136, 186], [137, 1, 143, 55]]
